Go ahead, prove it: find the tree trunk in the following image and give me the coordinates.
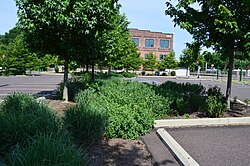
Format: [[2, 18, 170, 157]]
[[86, 65, 89, 72], [63, 58, 69, 102], [91, 64, 95, 81], [225, 45, 234, 110]]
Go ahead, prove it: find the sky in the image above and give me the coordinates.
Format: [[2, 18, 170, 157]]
[[0, 0, 194, 60]]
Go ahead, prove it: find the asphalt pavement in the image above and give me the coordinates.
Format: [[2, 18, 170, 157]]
[[165, 126, 250, 166], [0, 73, 63, 100]]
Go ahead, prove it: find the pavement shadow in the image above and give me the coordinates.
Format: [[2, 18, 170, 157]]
[[35, 90, 57, 99], [0, 84, 9, 88]]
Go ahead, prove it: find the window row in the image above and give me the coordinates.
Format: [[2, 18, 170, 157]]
[[133, 38, 170, 48], [144, 54, 168, 60]]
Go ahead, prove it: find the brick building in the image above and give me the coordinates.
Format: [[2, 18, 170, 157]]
[[129, 28, 174, 61]]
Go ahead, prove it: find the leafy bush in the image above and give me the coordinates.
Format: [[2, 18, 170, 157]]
[[161, 72, 167, 76], [122, 71, 136, 78], [64, 91, 107, 147], [0, 93, 61, 155], [141, 71, 145, 75], [54, 66, 59, 73], [170, 71, 176, 76], [77, 79, 171, 139], [205, 87, 227, 117], [205, 96, 227, 118], [5, 131, 87, 166], [156, 81, 206, 115]]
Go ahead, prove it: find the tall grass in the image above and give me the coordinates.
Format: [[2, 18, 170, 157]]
[[0, 93, 61, 155], [64, 90, 107, 147], [6, 131, 87, 166]]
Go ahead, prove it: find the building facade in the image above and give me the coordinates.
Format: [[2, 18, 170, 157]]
[[129, 28, 174, 61]]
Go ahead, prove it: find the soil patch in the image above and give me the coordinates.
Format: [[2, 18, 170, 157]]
[[45, 99, 155, 165]]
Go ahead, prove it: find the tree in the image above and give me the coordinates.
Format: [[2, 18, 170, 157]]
[[15, 0, 120, 101], [143, 52, 157, 71], [120, 51, 142, 71], [179, 47, 199, 71], [0, 33, 40, 75], [166, 0, 250, 107], [160, 50, 178, 70], [202, 51, 226, 70], [97, 14, 140, 71]]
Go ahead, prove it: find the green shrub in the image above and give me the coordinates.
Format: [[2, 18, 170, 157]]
[[63, 91, 107, 147], [161, 72, 167, 76], [156, 81, 206, 114], [54, 66, 59, 73], [170, 71, 176, 76], [5, 131, 87, 166], [141, 71, 145, 75], [77, 79, 171, 139], [122, 71, 136, 78], [205, 87, 227, 117], [205, 96, 227, 118], [0, 93, 61, 155]]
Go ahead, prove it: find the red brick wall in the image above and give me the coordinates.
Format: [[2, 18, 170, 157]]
[[129, 28, 174, 60]]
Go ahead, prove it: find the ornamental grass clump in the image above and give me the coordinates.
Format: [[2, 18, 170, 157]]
[[0, 93, 61, 155], [63, 103, 107, 147], [5, 131, 87, 166]]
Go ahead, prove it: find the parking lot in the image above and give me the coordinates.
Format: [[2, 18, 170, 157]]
[[0, 74, 63, 100]]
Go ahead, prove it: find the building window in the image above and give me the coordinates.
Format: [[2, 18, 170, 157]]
[[144, 54, 149, 59], [160, 54, 167, 60], [133, 38, 139, 46], [145, 39, 154, 48], [160, 40, 170, 48]]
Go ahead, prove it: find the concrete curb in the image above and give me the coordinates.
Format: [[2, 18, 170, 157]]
[[157, 128, 200, 166], [154, 117, 250, 128]]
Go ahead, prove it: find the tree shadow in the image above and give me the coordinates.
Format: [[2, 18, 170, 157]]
[[0, 84, 9, 88], [34, 90, 57, 99], [87, 138, 157, 166]]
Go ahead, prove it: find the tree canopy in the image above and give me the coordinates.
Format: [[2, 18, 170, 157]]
[[166, 0, 250, 105], [15, 0, 122, 100], [160, 50, 178, 70]]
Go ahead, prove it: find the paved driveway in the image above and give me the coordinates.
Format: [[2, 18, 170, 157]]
[[165, 126, 250, 166], [126, 76, 250, 101], [0, 74, 63, 100]]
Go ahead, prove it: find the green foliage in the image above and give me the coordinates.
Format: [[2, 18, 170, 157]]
[[122, 71, 137, 78], [54, 66, 59, 73], [179, 46, 201, 70], [205, 96, 227, 118], [159, 50, 178, 69], [77, 79, 171, 139], [141, 70, 146, 75], [0, 93, 61, 155], [5, 131, 87, 166], [98, 14, 141, 70], [205, 86, 227, 117], [57, 73, 91, 101], [143, 52, 157, 71], [166, 0, 250, 102], [170, 71, 176, 76], [156, 81, 206, 114], [203, 51, 226, 70], [64, 92, 107, 147]]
